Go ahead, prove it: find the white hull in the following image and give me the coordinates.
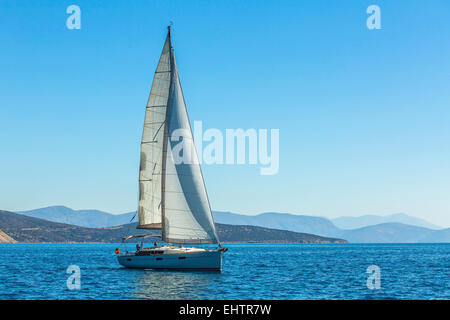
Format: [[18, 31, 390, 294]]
[[117, 247, 223, 271]]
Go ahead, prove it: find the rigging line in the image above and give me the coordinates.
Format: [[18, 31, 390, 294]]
[[146, 105, 167, 108], [164, 173, 203, 177], [162, 225, 210, 232], [139, 174, 162, 180], [139, 160, 160, 167], [141, 191, 161, 197], [129, 211, 137, 223], [144, 121, 165, 125], [152, 120, 166, 141], [148, 94, 169, 100], [145, 105, 167, 110], [167, 135, 194, 140], [141, 192, 162, 199]]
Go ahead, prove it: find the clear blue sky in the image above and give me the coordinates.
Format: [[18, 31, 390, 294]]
[[1, 1, 449, 227]]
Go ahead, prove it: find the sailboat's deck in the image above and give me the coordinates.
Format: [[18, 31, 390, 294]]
[[133, 245, 208, 256]]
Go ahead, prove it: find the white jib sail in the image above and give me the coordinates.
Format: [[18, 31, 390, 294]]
[[161, 47, 219, 244], [137, 34, 171, 229]]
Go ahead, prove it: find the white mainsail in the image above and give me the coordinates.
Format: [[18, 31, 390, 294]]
[[138, 28, 219, 244], [137, 34, 171, 229]]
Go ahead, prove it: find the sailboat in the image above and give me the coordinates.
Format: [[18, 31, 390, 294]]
[[117, 26, 226, 270]]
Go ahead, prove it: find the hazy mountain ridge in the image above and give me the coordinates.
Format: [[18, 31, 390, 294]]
[[340, 223, 450, 243], [11, 206, 450, 243], [332, 213, 441, 230], [217, 224, 346, 243], [0, 210, 145, 243], [19, 206, 136, 228], [213, 212, 449, 243], [0, 210, 346, 244], [213, 211, 342, 238]]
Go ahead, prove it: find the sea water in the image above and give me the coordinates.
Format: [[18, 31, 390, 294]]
[[0, 243, 448, 299]]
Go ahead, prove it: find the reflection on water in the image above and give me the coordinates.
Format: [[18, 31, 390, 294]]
[[131, 269, 221, 299]]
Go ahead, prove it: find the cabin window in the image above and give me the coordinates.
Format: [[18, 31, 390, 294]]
[[127, 259, 132, 261], [178, 257, 186, 260], [156, 257, 163, 261]]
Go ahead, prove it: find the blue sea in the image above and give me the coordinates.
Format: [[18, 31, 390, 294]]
[[0, 243, 449, 300]]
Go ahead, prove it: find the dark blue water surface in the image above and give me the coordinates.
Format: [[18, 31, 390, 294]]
[[0, 243, 448, 299]]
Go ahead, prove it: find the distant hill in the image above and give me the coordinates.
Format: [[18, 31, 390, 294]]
[[213, 211, 342, 237], [0, 210, 145, 243], [16, 207, 343, 237], [332, 213, 441, 230], [12, 206, 449, 243], [212, 211, 449, 243], [216, 224, 345, 243], [0, 228, 16, 243], [420, 228, 450, 243], [340, 223, 450, 243], [0, 210, 346, 244], [18, 206, 136, 228]]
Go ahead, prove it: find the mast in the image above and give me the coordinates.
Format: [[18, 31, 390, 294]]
[[160, 25, 173, 240]]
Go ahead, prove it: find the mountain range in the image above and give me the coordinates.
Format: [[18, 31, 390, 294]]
[[18, 206, 135, 228], [213, 211, 341, 237], [213, 211, 449, 243], [12, 206, 450, 243], [331, 213, 441, 230], [0, 210, 345, 244]]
